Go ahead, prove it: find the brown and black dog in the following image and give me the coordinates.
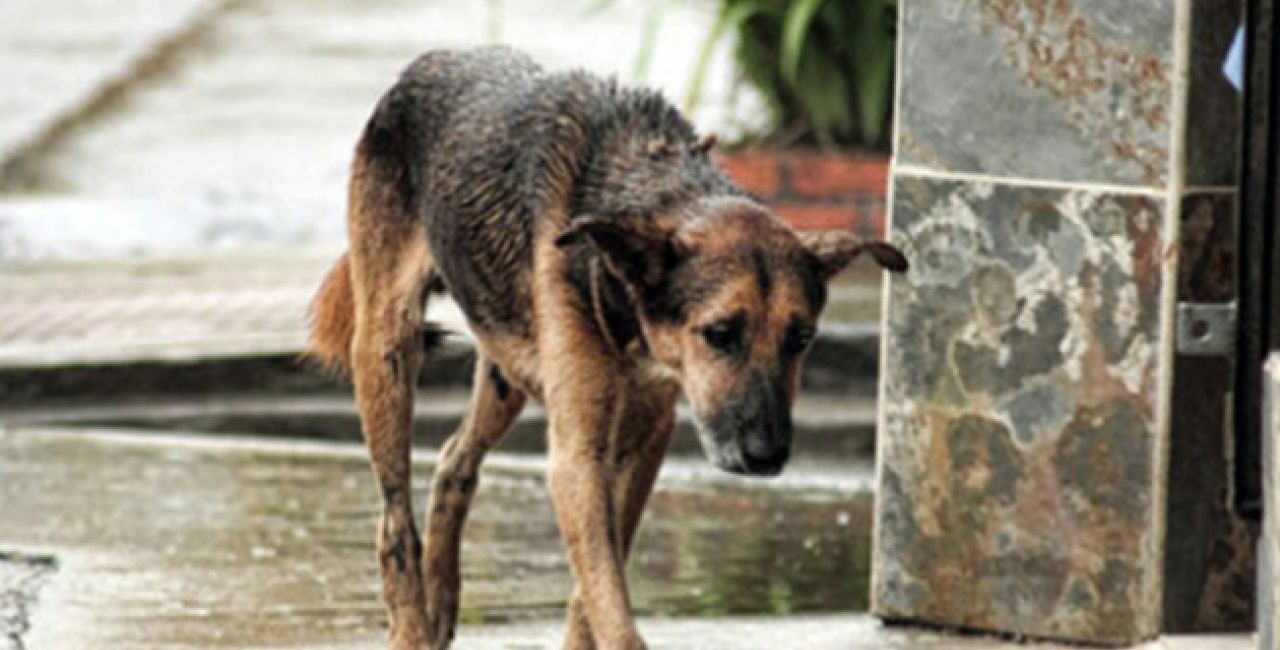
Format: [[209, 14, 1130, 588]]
[[308, 46, 906, 650]]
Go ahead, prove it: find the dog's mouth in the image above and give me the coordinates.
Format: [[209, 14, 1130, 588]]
[[718, 452, 787, 477], [693, 418, 789, 478]]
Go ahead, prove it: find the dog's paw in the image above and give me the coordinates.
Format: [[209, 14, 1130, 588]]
[[387, 615, 433, 650], [423, 593, 458, 650]]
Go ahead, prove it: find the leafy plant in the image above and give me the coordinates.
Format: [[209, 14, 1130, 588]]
[[687, 0, 897, 150]]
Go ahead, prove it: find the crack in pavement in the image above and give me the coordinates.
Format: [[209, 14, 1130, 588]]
[[0, 0, 247, 192], [0, 552, 56, 650]]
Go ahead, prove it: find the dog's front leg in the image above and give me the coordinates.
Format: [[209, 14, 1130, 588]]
[[545, 379, 645, 650], [536, 255, 646, 648], [562, 384, 678, 650]]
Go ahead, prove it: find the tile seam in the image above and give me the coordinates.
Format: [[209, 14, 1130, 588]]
[[1148, 0, 1195, 636], [869, 0, 911, 616], [891, 164, 1167, 197]]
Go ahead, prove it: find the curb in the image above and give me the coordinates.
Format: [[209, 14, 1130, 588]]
[[0, 326, 881, 404]]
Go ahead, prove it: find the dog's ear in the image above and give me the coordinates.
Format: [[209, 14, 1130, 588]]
[[798, 231, 908, 282], [555, 216, 682, 288]]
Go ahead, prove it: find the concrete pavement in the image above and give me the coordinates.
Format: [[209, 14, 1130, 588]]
[[0, 427, 1252, 650]]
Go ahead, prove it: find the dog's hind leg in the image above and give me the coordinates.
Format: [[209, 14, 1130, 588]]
[[348, 183, 435, 649], [421, 356, 526, 648], [561, 383, 678, 650]]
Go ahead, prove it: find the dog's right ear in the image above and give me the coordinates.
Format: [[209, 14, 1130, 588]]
[[555, 216, 681, 288], [798, 231, 909, 282]]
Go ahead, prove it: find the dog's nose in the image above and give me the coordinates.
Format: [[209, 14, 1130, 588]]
[[741, 443, 789, 477]]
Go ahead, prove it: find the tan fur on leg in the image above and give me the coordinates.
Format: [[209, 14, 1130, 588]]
[[422, 356, 526, 649], [348, 156, 435, 648], [535, 230, 654, 650], [562, 382, 678, 650]]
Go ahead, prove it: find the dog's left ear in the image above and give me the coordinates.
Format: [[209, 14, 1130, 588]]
[[555, 216, 682, 288], [799, 231, 909, 282]]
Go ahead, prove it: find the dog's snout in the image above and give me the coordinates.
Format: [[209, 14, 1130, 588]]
[[697, 370, 794, 477], [741, 441, 789, 476]]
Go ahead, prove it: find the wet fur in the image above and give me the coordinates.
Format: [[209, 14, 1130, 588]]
[[308, 46, 906, 650]]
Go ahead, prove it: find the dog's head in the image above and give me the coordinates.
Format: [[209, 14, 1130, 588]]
[[556, 197, 907, 477]]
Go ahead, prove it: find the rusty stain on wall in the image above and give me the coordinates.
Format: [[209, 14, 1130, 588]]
[[977, 0, 1171, 186]]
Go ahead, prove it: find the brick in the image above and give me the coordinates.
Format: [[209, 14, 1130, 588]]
[[869, 208, 887, 239], [787, 155, 889, 199], [713, 151, 782, 198], [855, 197, 888, 238]]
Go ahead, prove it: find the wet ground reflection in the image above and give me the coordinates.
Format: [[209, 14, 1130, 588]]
[[0, 428, 872, 649]]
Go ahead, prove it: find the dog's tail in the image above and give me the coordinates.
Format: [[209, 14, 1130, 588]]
[[308, 252, 356, 376], [307, 82, 425, 377]]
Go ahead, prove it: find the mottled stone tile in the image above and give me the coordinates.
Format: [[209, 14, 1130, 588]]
[[1163, 192, 1255, 632], [1263, 357, 1280, 649], [872, 175, 1169, 644], [898, 0, 1174, 187], [1184, 0, 1245, 187]]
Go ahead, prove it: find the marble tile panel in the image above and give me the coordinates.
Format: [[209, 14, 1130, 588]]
[[873, 174, 1170, 644], [898, 0, 1174, 187]]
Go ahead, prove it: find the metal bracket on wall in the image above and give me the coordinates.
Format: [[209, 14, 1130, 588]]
[[1177, 302, 1238, 356]]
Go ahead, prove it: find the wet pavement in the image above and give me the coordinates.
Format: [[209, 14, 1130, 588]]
[[0, 427, 1253, 650], [0, 426, 876, 649], [0, 0, 212, 157], [0, 551, 54, 650]]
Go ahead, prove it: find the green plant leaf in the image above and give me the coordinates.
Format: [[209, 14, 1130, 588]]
[[848, 0, 896, 144], [695, 0, 897, 149], [581, 0, 618, 18], [780, 0, 828, 85], [632, 0, 677, 83], [683, 0, 776, 111], [794, 49, 852, 144], [856, 47, 893, 143]]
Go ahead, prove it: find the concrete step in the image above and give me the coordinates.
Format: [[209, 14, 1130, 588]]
[[0, 389, 878, 460], [0, 322, 881, 402]]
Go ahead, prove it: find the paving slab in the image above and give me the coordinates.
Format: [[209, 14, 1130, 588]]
[[2, 426, 875, 650], [0, 390, 879, 465], [0, 252, 882, 373], [0, 251, 464, 367]]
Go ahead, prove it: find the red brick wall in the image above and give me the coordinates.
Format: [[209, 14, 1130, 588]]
[[713, 151, 889, 236]]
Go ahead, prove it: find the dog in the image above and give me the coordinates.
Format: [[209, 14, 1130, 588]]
[[308, 46, 907, 650]]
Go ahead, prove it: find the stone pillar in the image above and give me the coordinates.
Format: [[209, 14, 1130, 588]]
[[871, 1, 1246, 645], [1263, 356, 1280, 650]]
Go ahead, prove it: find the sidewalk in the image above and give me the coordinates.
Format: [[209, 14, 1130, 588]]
[[0, 0, 215, 158], [0, 251, 338, 366], [0, 249, 881, 371], [0, 427, 1251, 650]]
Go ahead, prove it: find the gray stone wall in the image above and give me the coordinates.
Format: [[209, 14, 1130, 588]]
[[1263, 356, 1280, 650], [872, 0, 1246, 644]]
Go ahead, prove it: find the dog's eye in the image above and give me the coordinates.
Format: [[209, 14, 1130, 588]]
[[782, 323, 816, 356], [702, 319, 743, 355]]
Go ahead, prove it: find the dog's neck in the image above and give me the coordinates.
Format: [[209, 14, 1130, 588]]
[[560, 82, 744, 223]]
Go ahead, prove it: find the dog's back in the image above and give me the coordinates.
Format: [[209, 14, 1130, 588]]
[[336, 47, 737, 343], [350, 47, 544, 333], [310, 45, 747, 375]]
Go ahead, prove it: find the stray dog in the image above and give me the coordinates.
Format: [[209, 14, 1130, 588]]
[[308, 46, 907, 650]]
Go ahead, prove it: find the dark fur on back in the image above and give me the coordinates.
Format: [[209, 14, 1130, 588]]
[[358, 46, 744, 340]]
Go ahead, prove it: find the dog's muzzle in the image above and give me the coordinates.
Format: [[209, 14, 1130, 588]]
[[694, 373, 792, 477]]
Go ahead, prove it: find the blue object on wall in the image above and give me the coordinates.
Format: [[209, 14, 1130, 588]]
[[1224, 26, 1245, 91]]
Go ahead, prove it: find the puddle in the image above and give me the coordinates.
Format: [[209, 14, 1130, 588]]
[[0, 427, 872, 649]]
